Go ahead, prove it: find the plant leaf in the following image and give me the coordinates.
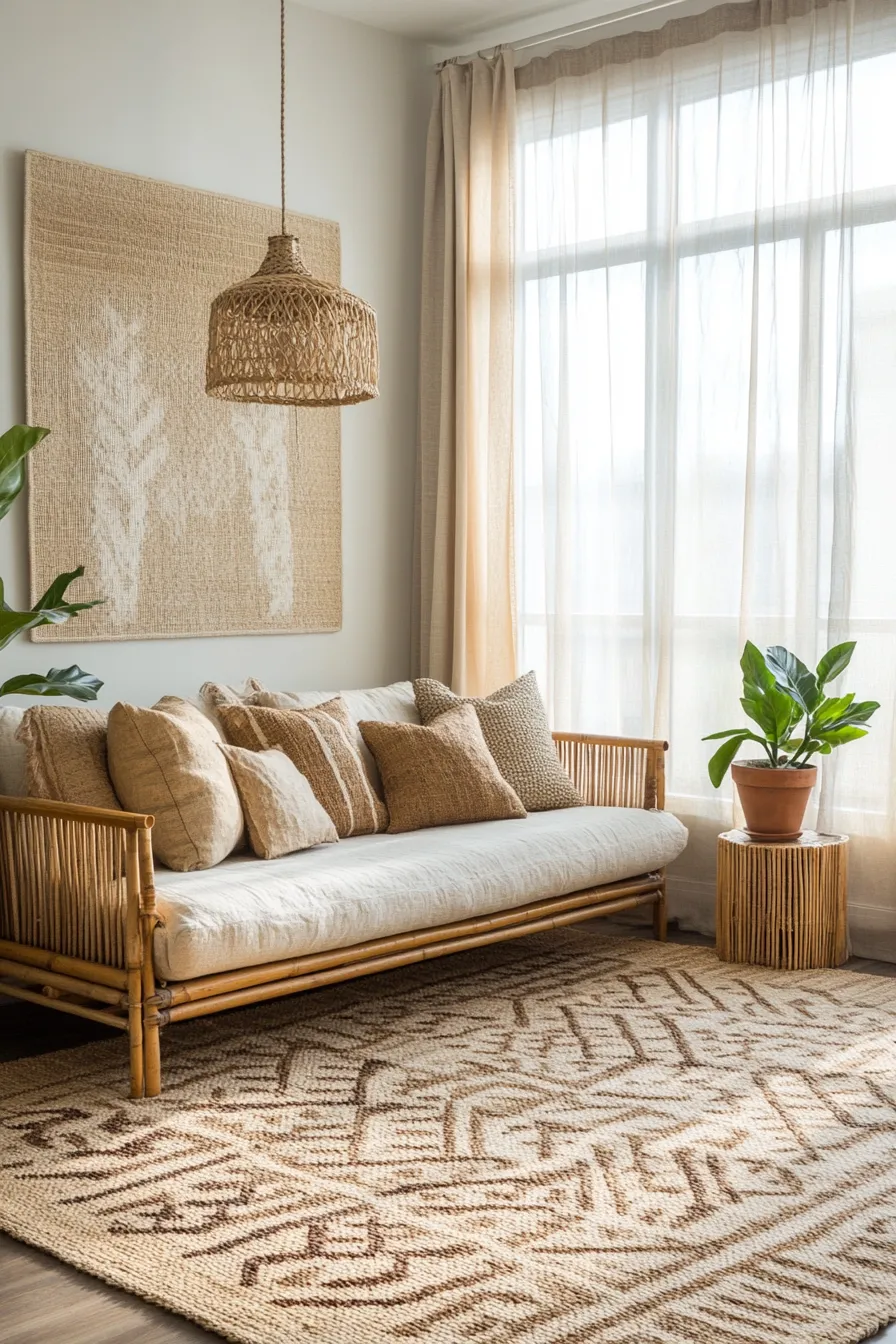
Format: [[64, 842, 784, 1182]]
[[740, 692, 774, 735], [0, 665, 103, 701], [814, 724, 869, 747], [817, 702, 880, 735], [0, 609, 60, 651], [811, 694, 855, 728], [32, 566, 91, 612], [0, 601, 94, 651], [29, 570, 103, 627], [741, 683, 799, 744], [702, 728, 755, 740], [707, 733, 753, 788], [0, 424, 50, 523], [764, 645, 821, 713], [741, 640, 776, 693], [816, 641, 856, 687], [831, 699, 880, 726]]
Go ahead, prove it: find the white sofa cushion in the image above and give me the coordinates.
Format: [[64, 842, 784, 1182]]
[[0, 707, 26, 796], [152, 805, 688, 982]]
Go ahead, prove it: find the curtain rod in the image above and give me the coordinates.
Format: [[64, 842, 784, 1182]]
[[439, 0, 695, 64]]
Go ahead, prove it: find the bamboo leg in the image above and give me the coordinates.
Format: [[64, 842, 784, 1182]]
[[142, 918, 161, 1098], [125, 830, 144, 1100], [652, 879, 668, 942], [128, 968, 144, 1099], [138, 829, 161, 1097]]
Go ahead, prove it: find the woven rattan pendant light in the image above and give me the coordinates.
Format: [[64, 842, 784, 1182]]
[[205, 0, 378, 406]]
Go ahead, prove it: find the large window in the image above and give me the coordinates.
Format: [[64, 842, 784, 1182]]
[[516, 15, 896, 831]]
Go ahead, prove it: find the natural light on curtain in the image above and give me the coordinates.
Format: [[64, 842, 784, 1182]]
[[514, 0, 896, 942]]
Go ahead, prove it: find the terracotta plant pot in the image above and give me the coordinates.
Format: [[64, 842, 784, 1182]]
[[731, 761, 817, 841]]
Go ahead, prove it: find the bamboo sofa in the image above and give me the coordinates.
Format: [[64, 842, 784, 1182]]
[[0, 731, 679, 1099]]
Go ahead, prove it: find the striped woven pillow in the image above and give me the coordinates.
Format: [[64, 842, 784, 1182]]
[[217, 697, 387, 838]]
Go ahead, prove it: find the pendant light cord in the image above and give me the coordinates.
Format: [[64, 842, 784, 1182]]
[[280, 0, 286, 235]]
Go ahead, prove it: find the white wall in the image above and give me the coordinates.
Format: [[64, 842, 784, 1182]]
[[0, 0, 429, 706]]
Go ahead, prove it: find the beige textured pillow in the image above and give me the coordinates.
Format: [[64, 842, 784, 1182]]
[[413, 671, 583, 812], [16, 706, 120, 811], [218, 698, 387, 839], [359, 703, 527, 833], [107, 697, 245, 871], [219, 745, 338, 859]]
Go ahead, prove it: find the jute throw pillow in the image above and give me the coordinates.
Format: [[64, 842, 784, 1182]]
[[16, 706, 120, 811], [359, 703, 527, 833], [413, 671, 583, 812], [219, 745, 338, 860], [107, 697, 245, 872], [217, 698, 387, 839]]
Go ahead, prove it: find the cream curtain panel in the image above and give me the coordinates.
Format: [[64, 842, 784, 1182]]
[[515, 0, 896, 955], [414, 52, 518, 695]]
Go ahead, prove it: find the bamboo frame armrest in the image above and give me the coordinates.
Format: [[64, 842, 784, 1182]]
[[0, 794, 153, 831], [552, 731, 667, 809]]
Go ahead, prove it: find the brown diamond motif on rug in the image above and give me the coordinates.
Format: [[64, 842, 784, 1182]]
[[1, 931, 895, 1343]]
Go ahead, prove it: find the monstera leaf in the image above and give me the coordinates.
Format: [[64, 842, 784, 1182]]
[[0, 425, 104, 701], [0, 424, 50, 523], [0, 567, 104, 652], [0, 665, 103, 701]]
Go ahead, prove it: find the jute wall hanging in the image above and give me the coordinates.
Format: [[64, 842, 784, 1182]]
[[25, 151, 342, 642]]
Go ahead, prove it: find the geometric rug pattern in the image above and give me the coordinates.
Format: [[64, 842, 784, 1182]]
[[1, 931, 895, 1344]]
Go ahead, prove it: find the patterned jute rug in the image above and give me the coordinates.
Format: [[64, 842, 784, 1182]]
[[1, 931, 895, 1344]]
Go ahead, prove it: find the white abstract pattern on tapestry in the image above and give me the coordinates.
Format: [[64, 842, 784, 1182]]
[[229, 406, 295, 620], [25, 151, 342, 641], [76, 302, 168, 625]]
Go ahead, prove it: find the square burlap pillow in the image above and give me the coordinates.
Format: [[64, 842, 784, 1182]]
[[219, 745, 338, 859], [413, 671, 583, 812], [217, 698, 387, 839], [107, 697, 245, 871], [16, 706, 120, 811], [359, 703, 527, 833]]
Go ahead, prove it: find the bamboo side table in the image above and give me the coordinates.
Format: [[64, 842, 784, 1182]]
[[716, 830, 849, 969]]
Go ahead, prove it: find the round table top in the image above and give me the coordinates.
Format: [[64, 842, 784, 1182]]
[[719, 829, 848, 849]]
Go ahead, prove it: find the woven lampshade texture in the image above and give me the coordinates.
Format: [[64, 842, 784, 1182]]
[[206, 234, 379, 407]]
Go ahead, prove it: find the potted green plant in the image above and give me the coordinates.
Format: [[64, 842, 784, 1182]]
[[1, 424, 102, 700], [704, 640, 879, 840]]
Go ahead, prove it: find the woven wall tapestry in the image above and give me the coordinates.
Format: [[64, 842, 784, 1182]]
[[25, 151, 342, 641]]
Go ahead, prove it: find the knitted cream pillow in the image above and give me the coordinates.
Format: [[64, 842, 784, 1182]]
[[16, 706, 120, 811], [413, 671, 583, 812], [359, 703, 527, 833], [217, 698, 387, 839], [107, 697, 245, 871], [219, 745, 338, 859]]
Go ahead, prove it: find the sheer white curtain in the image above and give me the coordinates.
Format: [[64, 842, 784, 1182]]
[[515, 0, 896, 953]]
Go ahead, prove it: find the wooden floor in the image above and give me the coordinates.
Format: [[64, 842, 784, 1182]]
[[2, 918, 895, 1344]]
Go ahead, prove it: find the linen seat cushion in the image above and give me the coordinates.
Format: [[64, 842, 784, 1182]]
[[360, 703, 527, 832], [151, 806, 689, 982], [107, 697, 245, 872], [219, 744, 338, 860], [414, 671, 584, 812], [218, 698, 387, 838], [16, 706, 120, 810]]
